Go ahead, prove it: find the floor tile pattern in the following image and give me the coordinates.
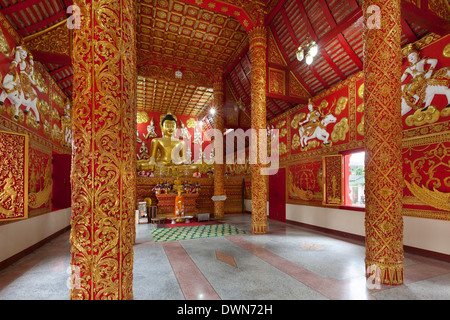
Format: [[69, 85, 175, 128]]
[[1, 214, 450, 300]]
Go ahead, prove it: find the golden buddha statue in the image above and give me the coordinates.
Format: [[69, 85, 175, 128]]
[[137, 113, 196, 174]]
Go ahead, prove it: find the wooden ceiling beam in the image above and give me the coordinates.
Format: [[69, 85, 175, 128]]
[[401, 0, 450, 36], [267, 96, 285, 115], [31, 50, 71, 66], [268, 24, 314, 96], [265, 98, 277, 118], [316, 7, 362, 47], [57, 74, 73, 84], [224, 44, 249, 79], [1, 0, 44, 15], [317, 0, 363, 71], [232, 69, 251, 104], [265, 0, 288, 26], [17, 11, 66, 36], [239, 56, 251, 92], [49, 64, 72, 77], [336, 34, 363, 70], [280, 7, 299, 48], [267, 92, 307, 105], [401, 18, 418, 43], [286, 6, 363, 72], [226, 77, 251, 116], [294, 0, 330, 89], [62, 0, 74, 9]]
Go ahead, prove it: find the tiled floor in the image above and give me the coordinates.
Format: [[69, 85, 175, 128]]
[[1, 213, 450, 300]]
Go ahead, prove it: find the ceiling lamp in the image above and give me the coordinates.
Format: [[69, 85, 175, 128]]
[[296, 40, 319, 64], [210, 108, 216, 115], [175, 70, 182, 79]]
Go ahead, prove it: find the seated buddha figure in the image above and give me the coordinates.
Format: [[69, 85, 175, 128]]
[[137, 113, 188, 171]]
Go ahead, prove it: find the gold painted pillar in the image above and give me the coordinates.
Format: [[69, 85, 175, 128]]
[[248, 25, 268, 234], [363, 0, 404, 285], [213, 76, 225, 219], [70, 0, 137, 299]]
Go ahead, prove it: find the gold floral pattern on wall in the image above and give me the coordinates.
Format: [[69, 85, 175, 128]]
[[0, 131, 28, 221]]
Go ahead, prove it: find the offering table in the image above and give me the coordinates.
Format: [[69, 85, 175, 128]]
[[156, 192, 199, 218]]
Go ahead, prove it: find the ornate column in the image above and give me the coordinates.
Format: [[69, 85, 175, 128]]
[[248, 25, 268, 234], [70, 0, 137, 299], [213, 76, 225, 219], [363, 0, 404, 285]]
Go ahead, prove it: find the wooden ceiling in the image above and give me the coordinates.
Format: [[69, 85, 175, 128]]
[[1, 0, 449, 125]]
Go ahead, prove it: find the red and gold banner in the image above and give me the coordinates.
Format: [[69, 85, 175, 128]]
[[0, 131, 28, 221]]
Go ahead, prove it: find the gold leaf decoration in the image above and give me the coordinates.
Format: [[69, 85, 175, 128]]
[[331, 117, 349, 142], [289, 183, 314, 201], [137, 111, 150, 124], [52, 93, 65, 108], [444, 43, 450, 58], [405, 106, 440, 127], [334, 97, 348, 115], [357, 103, 364, 113], [292, 133, 300, 150], [357, 115, 365, 136], [0, 28, 10, 56], [291, 113, 305, 129], [186, 118, 196, 128], [275, 120, 286, 129], [405, 180, 450, 211], [441, 106, 450, 117]]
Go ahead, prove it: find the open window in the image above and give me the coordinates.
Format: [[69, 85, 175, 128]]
[[322, 151, 365, 209], [343, 151, 365, 208]]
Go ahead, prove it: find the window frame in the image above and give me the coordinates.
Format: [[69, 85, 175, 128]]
[[339, 148, 365, 212]]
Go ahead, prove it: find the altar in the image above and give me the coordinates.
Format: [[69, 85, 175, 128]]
[[156, 192, 199, 218]]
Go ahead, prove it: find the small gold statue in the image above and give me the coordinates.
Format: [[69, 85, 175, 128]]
[[137, 113, 188, 171]]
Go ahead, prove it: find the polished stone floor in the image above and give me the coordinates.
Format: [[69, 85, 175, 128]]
[[1, 213, 450, 300]]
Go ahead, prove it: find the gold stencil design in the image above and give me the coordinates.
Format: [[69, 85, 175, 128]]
[[363, 0, 404, 286], [405, 106, 440, 126], [403, 143, 450, 211], [290, 112, 306, 129], [70, 0, 136, 300], [334, 97, 348, 115], [0, 131, 28, 221], [137, 111, 150, 124], [249, 25, 268, 234], [331, 117, 349, 142]]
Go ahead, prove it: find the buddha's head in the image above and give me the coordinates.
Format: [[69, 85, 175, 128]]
[[161, 114, 177, 137]]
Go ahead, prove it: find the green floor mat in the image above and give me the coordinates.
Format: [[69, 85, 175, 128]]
[[150, 223, 246, 242]]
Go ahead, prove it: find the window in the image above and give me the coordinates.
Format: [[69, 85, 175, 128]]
[[343, 151, 365, 207]]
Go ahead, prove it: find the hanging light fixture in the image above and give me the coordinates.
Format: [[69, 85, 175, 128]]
[[296, 39, 319, 64], [175, 70, 182, 79], [305, 53, 313, 65]]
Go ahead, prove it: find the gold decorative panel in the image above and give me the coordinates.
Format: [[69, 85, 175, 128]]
[[0, 131, 28, 221]]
